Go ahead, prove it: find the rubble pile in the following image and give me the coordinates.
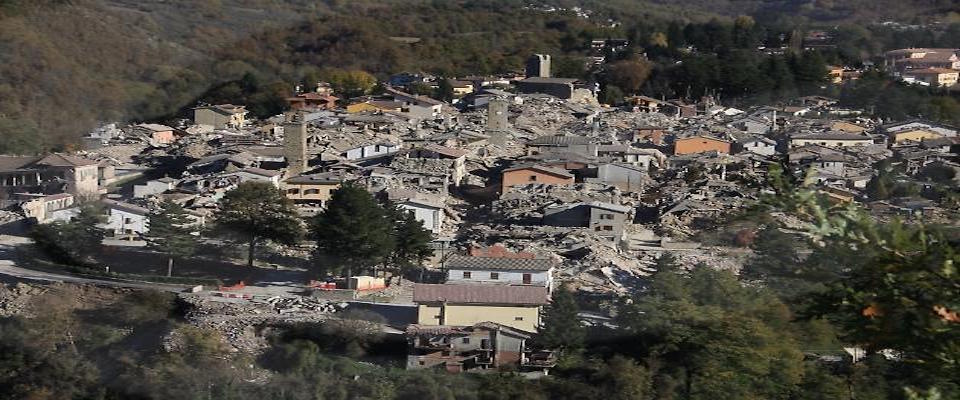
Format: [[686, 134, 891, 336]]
[[0, 209, 24, 224], [0, 283, 48, 317], [262, 295, 347, 314], [389, 157, 455, 175], [494, 183, 631, 221], [512, 98, 582, 135], [178, 294, 345, 352]]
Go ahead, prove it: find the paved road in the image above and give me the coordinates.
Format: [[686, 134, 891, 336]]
[[0, 235, 188, 292]]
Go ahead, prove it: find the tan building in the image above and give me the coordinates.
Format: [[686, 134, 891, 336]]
[[501, 164, 574, 194], [282, 172, 342, 207], [890, 128, 944, 144], [789, 133, 873, 148], [132, 123, 177, 144], [405, 322, 556, 373], [827, 65, 844, 84], [413, 284, 549, 333], [345, 102, 381, 113], [673, 136, 732, 155], [193, 104, 247, 129], [0, 153, 100, 200], [884, 48, 960, 72], [448, 80, 475, 96], [20, 193, 75, 222], [830, 121, 867, 133], [903, 68, 959, 87]]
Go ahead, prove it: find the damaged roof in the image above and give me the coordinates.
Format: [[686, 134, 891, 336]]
[[503, 164, 574, 178], [527, 134, 593, 146], [445, 255, 555, 271], [413, 283, 550, 305]]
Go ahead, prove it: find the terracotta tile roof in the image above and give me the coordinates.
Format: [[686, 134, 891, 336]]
[[413, 284, 549, 305], [502, 164, 574, 179], [445, 255, 555, 271]]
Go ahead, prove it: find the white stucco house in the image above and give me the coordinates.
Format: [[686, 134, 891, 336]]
[[396, 198, 444, 235], [736, 137, 777, 156], [133, 177, 177, 198], [101, 199, 150, 237], [342, 142, 401, 161], [444, 256, 556, 292]]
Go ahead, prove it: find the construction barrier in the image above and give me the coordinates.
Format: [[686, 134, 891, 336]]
[[307, 280, 338, 290], [349, 276, 386, 291], [218, 281, 246, 291]]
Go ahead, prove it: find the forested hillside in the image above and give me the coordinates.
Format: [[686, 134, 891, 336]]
[[0, 0, 957, 153]]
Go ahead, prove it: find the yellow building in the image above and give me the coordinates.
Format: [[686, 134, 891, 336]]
[[346, 102, 381, 113], [904, 68, 959, 87], [346, 100, 404, 113], [830, 121, 867, 133], [827, 65, 844, 84], [413, 284, 549, 333], [282, 172, 342, 207], [890, 128, 943, 144]]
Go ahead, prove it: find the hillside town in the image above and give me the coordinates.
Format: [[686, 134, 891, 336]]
[[1, 47, 958, 376]]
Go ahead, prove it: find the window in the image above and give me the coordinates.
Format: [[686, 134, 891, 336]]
[[287, 188, 300, 194], [603, 226, 614, 231], [600, 213, 614, 220], [490, 272, 499, 280], [462, 338, 470, 344], [522, 273, 532, 284], [462, 271, 471, 279], [528, 175, 538, 181], [514, 317, 523, 321], [124, 218, 133, 224], [304, 189, 320, 195]]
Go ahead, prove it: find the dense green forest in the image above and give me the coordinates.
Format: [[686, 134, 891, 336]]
[[0, 0, 958, 154]]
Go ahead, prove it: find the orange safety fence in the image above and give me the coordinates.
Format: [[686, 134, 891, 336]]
[[218, 281, 246, 291]]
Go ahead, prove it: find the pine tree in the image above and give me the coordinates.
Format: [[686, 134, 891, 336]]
[[145, 201, 199, 277], [537, 285, 585, 352], [386, 203, 433, 282], [310, 184, 395, 278], [215, 182, 303, 267], [29, 203, 106, 264], [434, 79, 454, 103]]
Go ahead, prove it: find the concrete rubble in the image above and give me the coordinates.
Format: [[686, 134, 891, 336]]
[[0, 282, 49, 317], [177, 293, 347, 353]]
